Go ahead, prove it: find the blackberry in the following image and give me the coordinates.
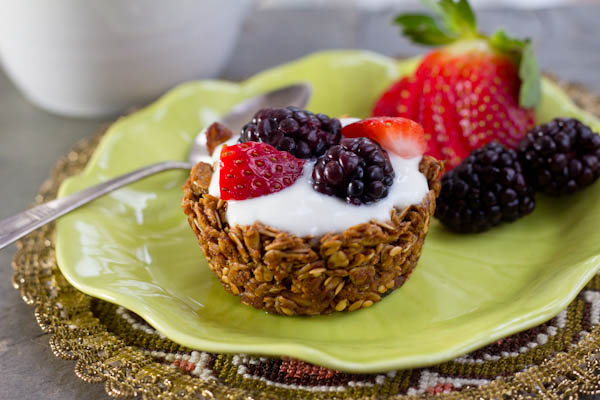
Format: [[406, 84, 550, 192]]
[[312, 137, 395, 205], [435, 142, 535, 233], [239, 107, 342, 159], [518, 118, 600, 196]]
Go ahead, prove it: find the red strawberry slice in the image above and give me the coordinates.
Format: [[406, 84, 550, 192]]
[[219, 142, 305, 200], [342, 117, 426, 158], [372, 0, 540, 170]]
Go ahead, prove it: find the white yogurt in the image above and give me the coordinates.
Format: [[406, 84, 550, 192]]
[[206, 118, 429, 237]]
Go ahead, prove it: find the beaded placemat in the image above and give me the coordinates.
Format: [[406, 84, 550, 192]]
[[11, 80, 600, 399]]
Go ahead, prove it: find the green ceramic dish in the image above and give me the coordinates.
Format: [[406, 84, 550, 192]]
[[55, 50, 600, 373]]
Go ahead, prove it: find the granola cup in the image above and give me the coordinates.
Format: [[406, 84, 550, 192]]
[[181, 156, 443, 315]]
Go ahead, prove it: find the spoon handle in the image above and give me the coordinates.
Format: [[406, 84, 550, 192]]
[[0, 160, 193, 250]]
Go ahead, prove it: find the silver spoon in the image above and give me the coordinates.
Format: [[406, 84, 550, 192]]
[[0, 84, 312, 250]]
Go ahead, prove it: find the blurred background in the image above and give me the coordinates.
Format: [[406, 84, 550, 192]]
[[264, 0, 598, 8], [1, 0, 599, 118], [0, 1, 599, 398]]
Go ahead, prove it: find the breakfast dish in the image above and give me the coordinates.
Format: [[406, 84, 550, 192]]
[[182, 111, 443, 315], [49, 0, 600, 368], [54, 49, 600, 371], [50, 0, 600, 372], [24, 0, 600, 390], [7, 114, 594, 397]]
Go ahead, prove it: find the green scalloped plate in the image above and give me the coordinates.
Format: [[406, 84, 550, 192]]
[[55, 50, 600, 373]]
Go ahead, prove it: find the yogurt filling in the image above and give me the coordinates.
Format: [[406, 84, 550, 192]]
[[206, 118, 429, 237]]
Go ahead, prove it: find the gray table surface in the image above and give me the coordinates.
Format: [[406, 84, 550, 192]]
[[1, 4, 599, 399]]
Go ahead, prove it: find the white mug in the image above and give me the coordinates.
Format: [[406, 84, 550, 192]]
[[0, 0, 252, 117]]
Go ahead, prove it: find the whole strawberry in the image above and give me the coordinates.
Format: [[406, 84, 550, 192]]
[[373, 0, 541, 170]]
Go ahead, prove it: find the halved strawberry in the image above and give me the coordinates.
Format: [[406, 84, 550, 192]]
[[219, 142, 305, 200], [342, 117, 426, 158], [372, 0, 541, 170]]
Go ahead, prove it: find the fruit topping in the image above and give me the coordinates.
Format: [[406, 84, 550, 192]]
[[312, 137, 395, 205], [435, 142, 535, 233], [239, 107, 342, 159], [372, 0, 540, 169], [219, 142, 305, 201], [341, 117, 427, 158], [518, 118, 600, 196], [205, 122, 233, 156]]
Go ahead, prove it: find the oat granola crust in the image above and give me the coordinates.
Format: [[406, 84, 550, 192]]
[[181, 156, 443, 315]]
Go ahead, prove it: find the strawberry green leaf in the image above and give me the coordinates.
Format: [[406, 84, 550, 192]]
[[489, 29, 540, 108], [395, 0, 478, 46], [519, 42, 541, 108], [436, 0, 477, 38], [489, 29, 526, 54], [394, 14, 455, 45]]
